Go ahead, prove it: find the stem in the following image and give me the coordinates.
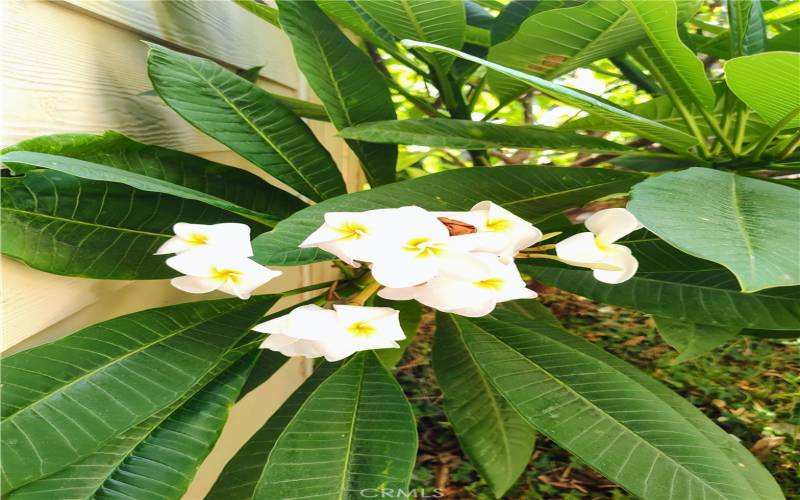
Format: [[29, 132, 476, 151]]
[[522, 244, 557, 252], [634, 48, 710, 158], [609, 55, 661, 96], [333, 261, 356, 280], [467, 74, 487, 112], [778, 129, 800, 160], [711, 91, 733, 155], [281, 280, 338, 297], [733, 106, 750, 154], [349, 276, 382, 306], [749, 108, 800, 161], [697, 106, 737, 157]]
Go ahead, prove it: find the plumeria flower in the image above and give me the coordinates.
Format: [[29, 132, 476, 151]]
[[256, 304, 405, 362], [379, 253, 536, 317], [368, 206, 486, 288], [434, 201, 542, 263], [555, 208, 642, 284], [299, 208, 399, 267], [156, 222, 253, 256], [166, 249, 282, 299]]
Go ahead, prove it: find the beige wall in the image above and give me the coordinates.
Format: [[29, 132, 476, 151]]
[[1, 1, 362, 497]]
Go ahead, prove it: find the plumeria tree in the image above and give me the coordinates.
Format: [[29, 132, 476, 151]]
[[1, 0, 797, 498]]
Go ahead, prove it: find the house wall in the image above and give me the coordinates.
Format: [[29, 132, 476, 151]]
[[0, 1, 362, 497]]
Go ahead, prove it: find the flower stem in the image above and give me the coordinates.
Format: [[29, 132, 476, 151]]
[[523, 244, 557, 252], [349, 276, 382, 306]]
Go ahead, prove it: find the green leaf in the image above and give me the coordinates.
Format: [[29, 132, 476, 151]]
[[434, 312, 535, 497], [146, 43, 346, 201], [443, 310, 783, 500], [253, 166, 644, 267], [728, 0, 766, 57], [498, 299, 560, 325], [625, 0, 715, 111], [7, 350, 263, 500], [2, 132, 306, 224], [253, 352, 417, 499], [0, 170, 262, 279], [238, 65, 265, 83], [316, 0, 396, 50], [487, 0, 702, 102], [725, 52, 800, 129], [655, 317, 740, 363], [340, 118, 630, 153], [279, 0, 397, 187], [0, 295, 278, 493], [356, 0, 466, 72], [628, 167, 800, 292], [239, 349, 291, 400], [763, 1, 800, 25], [520, 235, 800, 331], [405, 41, 700, 154], [234, 0, 279, 27], [373, 297, 422, 368], [206, 362, 341, 500]]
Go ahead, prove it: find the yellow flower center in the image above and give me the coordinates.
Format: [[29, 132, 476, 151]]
[[210, 267, 243, 284], [594, 236, 611, 251], [486, 219, 512, 232], [474, 278, 504, 291], [347, 321, 377, 337], [186, 233, 209, 246], [336, 221, 367, 240], [403, 237, 443, 258]]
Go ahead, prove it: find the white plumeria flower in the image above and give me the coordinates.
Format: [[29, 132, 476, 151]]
[[369, 206, 486, 288], [555, 208, 642, 284], [434, 201, 543, 263], [155, 222, 253, 256], [299, 208, 399, 267], [379, 253, 536, 317], [166, 249, 282, 299], [256, 304, 405, 362]]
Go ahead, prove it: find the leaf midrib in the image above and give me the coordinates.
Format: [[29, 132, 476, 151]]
[[456, 316, 754, 500], [1, 207, 170, 239], [337, 356, 365, 500]]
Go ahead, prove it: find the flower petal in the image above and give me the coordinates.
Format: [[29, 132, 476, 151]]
[[155, 236, 192, 255], [592, 244, 638, 284], [377, 286, 418, 301], [170, 275, 221, 294], [585, 208, 641, 245], [555, 232, 607, 264], [371, 251, 439, 288]]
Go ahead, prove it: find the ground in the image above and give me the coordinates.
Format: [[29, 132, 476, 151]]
[[397, 288, 799, 499]]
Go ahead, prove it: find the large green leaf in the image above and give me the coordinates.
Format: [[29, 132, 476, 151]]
[[206, 362, 341, 500], [490, 0, 568, 45], [520, 234, 800, 330], [279, 0, 397, 187], [433, 312, 535, 497], [442, 310, 783, 500], [487, 0, 701, 102], [1, 170, 262, 279], [146, 43, 346, 201], [340, 118, 630, 153], [7, 349, 263, 500], [405, 41, 700, 153], [252, 166, 644, 267], [725, 52, 800, 129], [252, 352, 417, 499], [625, 0, 715, 111], [356, 0, 465, 72], [0, 151, 283, 227], [628, 167, 800, 291], [727, 0, 766, 57], [2, 132, 306, 222], [654, 317, 740, 363], [0, 295, 277, 492]]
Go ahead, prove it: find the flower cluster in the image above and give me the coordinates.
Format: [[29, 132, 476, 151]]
[[155, 204, 643, 362], [301, 202, 541, 317], [157, 223, 282, 300], [255, 304, 405, 361]]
